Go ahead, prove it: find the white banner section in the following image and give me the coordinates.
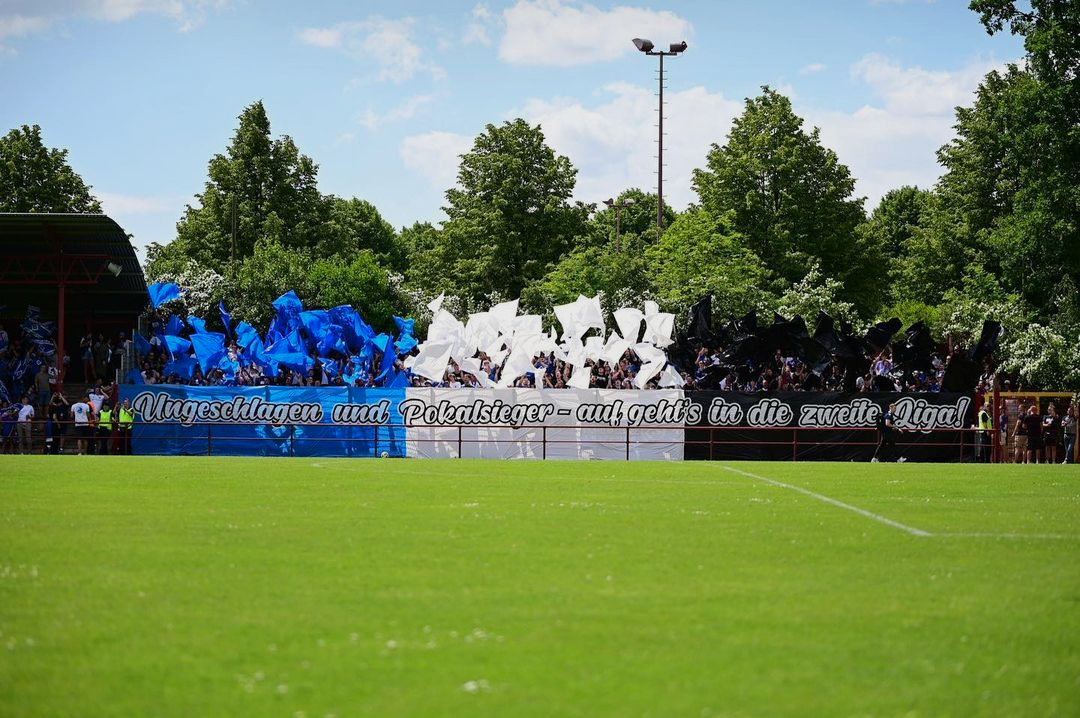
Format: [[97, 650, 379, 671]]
[[402, 388, 687, 460]]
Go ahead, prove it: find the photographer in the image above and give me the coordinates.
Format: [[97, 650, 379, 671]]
[[872, 403, 899, 463], [47, 392, 70, 454]]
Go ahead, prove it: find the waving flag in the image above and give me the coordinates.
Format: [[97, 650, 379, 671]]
[[147, 282, 181, 309], [165, 314, 185, 336], [133, 331, 151, 356], [218, 302, 232, 338], [163, 335, 191, 356], [270, 290, 303, 337], [163, 355, 196, 379], [190, 332, 226, 374], [394, 334, 418, 354], [393, 315, 415, 338], [186, 315, 208, 334], [234, 321, 259, 349]]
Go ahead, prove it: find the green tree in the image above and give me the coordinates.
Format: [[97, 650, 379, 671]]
[[0, 125, 101, 213], [170, 101, 326, 272], [888, 192, 976, 305], [924, 8, 1080, 315], [522, 238, 652, 318], [578, 188, 674, 250], [647, 209, 770, 321], [970, 0, 1080, 94], [421, 119, 589, 309], [321, 196, 403, 270], [860, 186, 931, 259], [691, 88, 873, 310]]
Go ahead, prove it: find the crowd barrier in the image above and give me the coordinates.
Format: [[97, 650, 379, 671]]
[[5, 418, 989, 463]]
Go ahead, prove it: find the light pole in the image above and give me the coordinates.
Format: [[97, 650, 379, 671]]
[[603, 197, 635, 251], [632, 38, 687, 235]]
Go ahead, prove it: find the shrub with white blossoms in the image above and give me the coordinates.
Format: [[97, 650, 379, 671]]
[[149, 261, 225, 322], [768, 261, 859, 327], [999, 324, 1080, 391]]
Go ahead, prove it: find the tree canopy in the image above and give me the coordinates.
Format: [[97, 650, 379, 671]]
[[0, 125, 101, 213]]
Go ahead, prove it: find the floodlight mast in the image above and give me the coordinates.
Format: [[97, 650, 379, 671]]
[[602, 197, 635, 251], [631, 38, 687, 234]]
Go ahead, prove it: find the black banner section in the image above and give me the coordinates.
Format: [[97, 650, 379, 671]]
[[685, 392, 975, 462]]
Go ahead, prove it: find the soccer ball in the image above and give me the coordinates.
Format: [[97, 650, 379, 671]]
[[380, 451, 390, 458]]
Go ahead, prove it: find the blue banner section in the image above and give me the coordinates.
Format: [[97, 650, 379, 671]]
[[119, 385, 407, 457]]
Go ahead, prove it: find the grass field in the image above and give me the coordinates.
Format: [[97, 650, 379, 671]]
[[1, 457, 1078, 717]]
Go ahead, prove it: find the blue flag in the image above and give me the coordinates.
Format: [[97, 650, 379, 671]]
[[187, 315, 208, 334], [393, 315, 415, 338], [219, 302, 232, 338], [133, 331, 151, 356], [147, 282, 181, 308], [163, 355, 196, 379], [163, 335, 191, 356], [165, 314, 185, 336], [126, 368, 145, 385], [385, 368, 411, 388], [272, 290, 303, 313], [190, 332, 226, 374], [234, 321, 259, 349], [273, 352, 313, 373], [394, 334, 418, 354]]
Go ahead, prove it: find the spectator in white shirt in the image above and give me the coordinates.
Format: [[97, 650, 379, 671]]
[[71, 395, 93, 455], [17, 396, 35, 454], [87, 385, 105, 413]]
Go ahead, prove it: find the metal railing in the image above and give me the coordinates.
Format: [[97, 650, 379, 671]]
[[0, 420, 1008, 463]]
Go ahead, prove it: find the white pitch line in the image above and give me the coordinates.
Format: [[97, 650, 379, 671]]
[[719, 464, 934, 537], [934, 532, 1078, 540]]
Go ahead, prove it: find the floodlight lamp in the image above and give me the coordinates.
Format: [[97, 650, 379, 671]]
[[603, 198, 615, 207], [632, 38, 654, 53], [669, 41, 687, 54], [107, 262, 122, 277]]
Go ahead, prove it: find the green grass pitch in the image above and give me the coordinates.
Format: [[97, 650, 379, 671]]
[[1, 457, 1078, 717]]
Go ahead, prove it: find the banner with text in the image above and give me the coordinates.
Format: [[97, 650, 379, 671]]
[[121, 385, 408, 457], [684, 392, 974, 462], [402, 388, 686, 460]]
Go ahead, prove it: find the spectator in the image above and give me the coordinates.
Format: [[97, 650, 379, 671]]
[[87, 383, 105, 414], [117, 398, 135, 455], [98, 400, 115, 456], [48, 392, 70, 454], [1013, 405, 1029, 464], [997, 404, 1010, 463], [34, 364, 51, 412], [80, 333, 95, 382], [1043, 403, 1061, 464], [16, 395, 34, 454], [1062, 405, 1076, 465], [1, 405, 16, 454], [71, 394, 93, 455], [1022, 405, 1044, 464]]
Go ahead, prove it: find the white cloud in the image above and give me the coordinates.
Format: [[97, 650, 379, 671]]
[[359, 94, 435, 130], [799, 62, 827, 75], [297, 26, 342, 48], [851, 52, 998, 115], [0, 0, 227, 47], [802, 53, 1004, 208], [462, 3, 494, 46], [499, 0, 692, 66], [98, 191, 181, 215], [399, 131, 473, 191], [298, 17, 444, 83], [514, 82, 741, 210]]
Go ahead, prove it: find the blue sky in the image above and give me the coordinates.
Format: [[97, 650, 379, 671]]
[[1, 1, 1022, 259]]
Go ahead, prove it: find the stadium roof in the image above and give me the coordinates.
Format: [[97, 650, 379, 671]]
[[0, 212, 147, 304]]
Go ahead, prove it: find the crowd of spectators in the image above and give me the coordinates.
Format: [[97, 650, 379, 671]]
[[134, 341, 671, 390], [131, 334, 1000, 394]]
